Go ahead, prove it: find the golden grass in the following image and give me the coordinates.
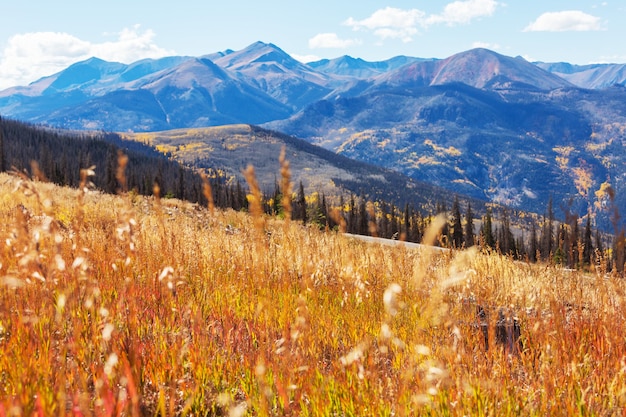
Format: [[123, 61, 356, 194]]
[[0, 169, 625, 416]]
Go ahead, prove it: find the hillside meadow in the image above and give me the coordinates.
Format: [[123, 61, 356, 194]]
[[0, 169, 625, 416]]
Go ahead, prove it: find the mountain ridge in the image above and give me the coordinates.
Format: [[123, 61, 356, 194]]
[[1, 41, 625, 225]]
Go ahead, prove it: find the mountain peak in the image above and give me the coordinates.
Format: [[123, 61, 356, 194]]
[[249, 40, 278, 50], [374, 47, 570, 90], [309, 54, 421, 78], [214, 41, 296, 69], [79, 56, 108, 65], [430, 48, 573, 90], [46, 57, 127, 92]]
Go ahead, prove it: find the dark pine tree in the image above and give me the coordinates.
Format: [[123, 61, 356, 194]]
[[500, 208, 515, 256], [614, 230, 625, 274], [177, 165, 186, 200], [517, 233, 526, 260], [464, 202, 475, 247], [583, 216, 593, 267], [481, 208, 495, 249], [529, 222, 539, 262], [437, 201, 449, 246], [412, 211, 423, 244], [347, 194, 357, 234], [403, 203, 411, 241], [541, 197, 555, 261], [595, 229, 604, 261], [321, 193, 335, 230], [451, 196, 464, 248], [379, 200, 389, 239], [295, 181, 307, 224], [390, 204, 399, 239], [570, 218, 580, 269], [358, 198, 369, 236]]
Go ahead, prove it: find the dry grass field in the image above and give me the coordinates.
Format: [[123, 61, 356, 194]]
[[0, 167, 625, 416]]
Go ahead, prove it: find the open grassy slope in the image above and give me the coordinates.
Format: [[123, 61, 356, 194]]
[[122, 124, 484, 213], [0, 170, 625, 416]]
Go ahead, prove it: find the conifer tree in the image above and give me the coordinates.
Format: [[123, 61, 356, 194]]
[[614, 230, 625, 274], [348, 194, 356, 233], [595, 229, 604, 259], [438, 201, 449, 245], [177, 165, 186, 200], [451, 196, 464, 248], [529, 222, 539, 262], [309, 194, 326, 228], [517, 234, 526, 260], [379, 200, 389, 238], [296, 181, 307, 224], [571, 218, 580, 268], [412, 211, 423, 243], [541, 197, 554, 260], [403, 203, 411, 241], [390, 204, 399, 239], [358, 198, 369, 235], [500, 208, 514, 255], [464, 202, 475, 247], [481, 208, 495, 249], [320, 193, 333, 229], [583, 216, 593, 266]]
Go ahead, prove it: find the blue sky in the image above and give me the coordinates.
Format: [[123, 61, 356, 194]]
[[1, 0, 624, 90]]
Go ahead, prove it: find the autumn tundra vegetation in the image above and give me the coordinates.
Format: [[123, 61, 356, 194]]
[[0, 141, 626, 417]]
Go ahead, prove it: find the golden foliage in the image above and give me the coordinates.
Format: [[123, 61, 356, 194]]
[[553, 145, 575, 171], [594, 181, 614, 210], [1, 169, 626, 415], [424, 139, 462, 157], [572, 165, 593, 198]]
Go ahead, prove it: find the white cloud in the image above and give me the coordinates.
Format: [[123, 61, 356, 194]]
[[523, 10, 603, 32], [344, 7, 424, 42], [0, 25, 175, 90], [343, 1, 500, 44], [344, 7, 425, 31], [308, 33, 361, 49], [426, 0, 499, 26]]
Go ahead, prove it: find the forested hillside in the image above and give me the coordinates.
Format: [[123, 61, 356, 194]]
[[2, 43, 625, 233], [0, 117, 250, 209], [1, 169, 626, 415], [0, 116, 623, 272]]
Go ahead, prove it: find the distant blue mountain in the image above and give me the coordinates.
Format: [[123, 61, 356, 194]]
[[1, 42, 625, 222], [308, 55, 426, 78], [535, 61, 626, 89]]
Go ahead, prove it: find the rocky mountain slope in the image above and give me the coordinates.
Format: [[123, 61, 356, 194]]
[[1, 42, 625, 224], [535, 61, 626, 89], [122, 124, 477, 212], [267, 82, 626, 220], [270, 50, 626, 224]]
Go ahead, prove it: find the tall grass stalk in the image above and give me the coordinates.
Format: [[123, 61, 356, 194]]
[[0, 162, 625, 415]]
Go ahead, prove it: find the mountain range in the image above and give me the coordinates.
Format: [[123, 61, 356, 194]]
[[1, 41, 625, 225]]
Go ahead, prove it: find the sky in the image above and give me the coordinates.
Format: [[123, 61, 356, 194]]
[[1, 0, 624, 90]]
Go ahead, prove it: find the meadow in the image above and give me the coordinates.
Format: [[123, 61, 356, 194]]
[[0, 165, 625, 416]]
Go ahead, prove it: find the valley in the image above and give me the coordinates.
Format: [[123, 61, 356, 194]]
[[3, 2, 626, 414], [0, 67, 625, 413], [1, 41, 624, 228]]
